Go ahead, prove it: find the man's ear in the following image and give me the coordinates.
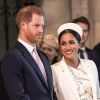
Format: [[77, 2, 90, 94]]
[[20, 21, 27, 31], [79, 42, 81, 48], [20, 21, 25, 27]]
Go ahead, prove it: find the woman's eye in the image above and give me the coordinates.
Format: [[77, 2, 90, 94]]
[[41, 47, 46, 50], [60, 41, 76, 46], [69, 41, 75, 44], [61, 42, 66, 46]]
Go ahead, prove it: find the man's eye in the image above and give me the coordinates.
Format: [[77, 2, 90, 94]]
[[48, 48, 53, 52], [41, 47, 46, 50], [35, 25, 39, 27]]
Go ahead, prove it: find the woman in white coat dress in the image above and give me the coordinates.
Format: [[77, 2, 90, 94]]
[[52, 23, 100, 100]]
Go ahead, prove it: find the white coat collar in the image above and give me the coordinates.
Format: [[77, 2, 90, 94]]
[[58, 57, 80, 100], [58, 57, 97, 100], [80, 59, 97, 100]]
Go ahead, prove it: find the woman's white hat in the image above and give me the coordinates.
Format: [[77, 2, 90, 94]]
[[57, 23, 83, 38]]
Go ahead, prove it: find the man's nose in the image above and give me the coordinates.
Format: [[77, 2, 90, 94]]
[[39, 26, 43, 33]]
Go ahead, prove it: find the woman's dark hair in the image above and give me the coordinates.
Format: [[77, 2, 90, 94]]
[[58, 29, 81, 44]]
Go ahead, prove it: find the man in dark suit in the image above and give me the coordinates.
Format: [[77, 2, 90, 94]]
[[93, 43, 100, 58], [1, 6, 57, 100], [0, 60, 10, 100], [72, 16, 100, 81]]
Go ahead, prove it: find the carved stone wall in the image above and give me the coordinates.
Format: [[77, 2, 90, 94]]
[[1, 0, 100, 60], [42, 0, 71, 36], [42, 0, 100, 48], [92, 0, 100, 46]]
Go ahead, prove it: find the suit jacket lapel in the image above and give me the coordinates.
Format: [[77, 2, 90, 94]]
[[16, 41, 47, 86]]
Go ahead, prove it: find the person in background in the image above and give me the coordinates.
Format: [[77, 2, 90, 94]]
[[72, 16, 100, 81], [1, 6, 57, 100], [52, 23, 100, 100], [41, 34, 61, 64], [93, 43, 100, 59]]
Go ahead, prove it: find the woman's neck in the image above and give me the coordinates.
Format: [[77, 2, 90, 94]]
[[64, 57, 80, 68]]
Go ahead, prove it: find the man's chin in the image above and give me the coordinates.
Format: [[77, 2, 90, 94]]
[[80, 41, 85, 44], [80, 42, 85, 47]]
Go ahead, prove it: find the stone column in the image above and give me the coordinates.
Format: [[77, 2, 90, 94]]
[[42, 0, 71, 36], [92, 0, 100, 46], [71, 0, 89, 18]]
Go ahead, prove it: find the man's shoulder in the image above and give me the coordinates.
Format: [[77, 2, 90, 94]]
[[85, 47, 92, 51], [86, 47, 96, 54], [93, 43, 100, 50]]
